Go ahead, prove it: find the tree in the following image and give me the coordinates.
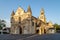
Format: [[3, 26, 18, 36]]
[[0, 19, 6, 30], [53, 23, 60, 30]]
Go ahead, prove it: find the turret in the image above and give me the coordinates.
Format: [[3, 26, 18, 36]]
[[39, 8, 46, 23]]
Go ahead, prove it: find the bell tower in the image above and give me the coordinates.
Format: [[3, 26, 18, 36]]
[[39, 8, 46, 23]]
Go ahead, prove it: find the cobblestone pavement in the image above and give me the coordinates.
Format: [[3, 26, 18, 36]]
[[0, 33, 60, 40]]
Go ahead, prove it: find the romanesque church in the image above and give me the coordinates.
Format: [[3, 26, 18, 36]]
[[10, 6, 55, 34]]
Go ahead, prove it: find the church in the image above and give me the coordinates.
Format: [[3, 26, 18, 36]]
[[10, 6, 55, 34]]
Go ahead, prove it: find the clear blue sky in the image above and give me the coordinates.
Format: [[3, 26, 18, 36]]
[[0, 0, 60, 27]]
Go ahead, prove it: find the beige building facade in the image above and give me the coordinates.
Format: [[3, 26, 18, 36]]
[[10, 6, 55, 34]]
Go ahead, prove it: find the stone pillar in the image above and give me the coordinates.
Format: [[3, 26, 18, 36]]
[[39, 27, 42, 35]]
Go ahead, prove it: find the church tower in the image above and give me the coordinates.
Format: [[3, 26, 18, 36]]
[[39, 8, 46, 23]]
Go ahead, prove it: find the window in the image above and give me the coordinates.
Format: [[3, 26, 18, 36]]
[[32, 22, 34, 26], [35, 23, 37, 27]]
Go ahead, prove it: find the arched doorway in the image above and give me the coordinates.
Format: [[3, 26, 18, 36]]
[[36, 29, 39, 34], [44, 29, 46, 34], [19, 27, 22, 34]]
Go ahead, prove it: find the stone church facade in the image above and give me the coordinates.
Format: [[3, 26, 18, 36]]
[[10, 6, 55, 34]]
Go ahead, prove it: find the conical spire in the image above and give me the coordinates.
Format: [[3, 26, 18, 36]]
[[11, 11, 15, 16], [27, 5, 32, 13]]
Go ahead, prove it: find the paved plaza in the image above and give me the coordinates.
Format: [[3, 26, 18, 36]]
[[0, 33, 60, 40]]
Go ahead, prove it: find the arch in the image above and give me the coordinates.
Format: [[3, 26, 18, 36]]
[[36, 29, 39, 34], [19, 27, 22, 34], [44, 29, 46, 34]]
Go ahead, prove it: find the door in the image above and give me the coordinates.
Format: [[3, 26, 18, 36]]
[[19, 27, 22, 34]]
